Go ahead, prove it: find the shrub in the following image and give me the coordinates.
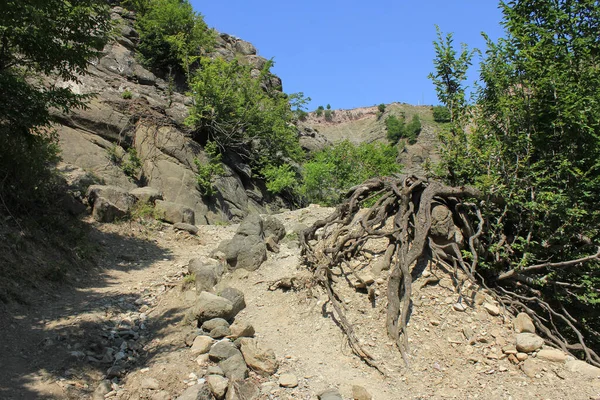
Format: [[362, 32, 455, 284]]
[[432, 105, 451, 122], [121, 148, 142, 178], [122, 90, 133, 99], [324, 109, 333, 121], [378, 103, 386, 113], [261, 163, 297, 195], [326, 104, 331, 110], [315, 105, 324, 117], [193, 141, 224, 197], [385, 114, 421, 144], [301, 140, 401, 206]]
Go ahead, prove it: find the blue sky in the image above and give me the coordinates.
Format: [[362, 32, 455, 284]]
[[191, 1, 505, 111]]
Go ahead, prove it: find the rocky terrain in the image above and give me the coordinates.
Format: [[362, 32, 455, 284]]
[[1, 208, 600, 399]]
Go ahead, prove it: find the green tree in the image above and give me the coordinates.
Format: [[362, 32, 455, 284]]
[[385, 114, 421, 144], [432, 105, 451, 122], [0, 0, 111, 210], [186, 57, 303, 184], [431, 0, 600, 359], [302, 140, 401, 206], [133, 0, 214, 75]]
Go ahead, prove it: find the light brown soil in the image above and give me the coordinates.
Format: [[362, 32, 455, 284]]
[[1, 208, 600, 400]]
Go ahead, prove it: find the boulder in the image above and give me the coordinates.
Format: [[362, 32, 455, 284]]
[[239, 338, 278, 375], [209, 340, 242, 362], [234, 40, 256, 55], [262, 215, 286, 242], [225, 380, 259, 400], [129, 186, 163, 204], [219, 353, 248, 381], [174, 222, 199, 235], [191, 336, 214, 355], [514, 312, 536, 333], [536, 348, 567, 362], [88, 185, 136, 211], [217, 288, 246, 317], [189, 259, 225, 293], [202, 318, 230, 332], [516, 333, 545, 353], [210, 326, 231, 339], [206, 375, 229, 400], [155, 200, 195, 224], [217, 234, 266, 271], [228, 321, 255, 339], [188, 292, 234, 324], [237, 214, 264, 237]]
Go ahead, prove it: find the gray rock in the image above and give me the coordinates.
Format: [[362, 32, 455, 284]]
[[174, 222, 199, 235], [514, 312, 536, 333], [206, 375, 229, 400], [239, 338, 278, 375], [265, 235, 280, 253], [228, 321, 255, 339], [176, 383, 215, 400], [226, 380, 259, 400], [130, 186, 163, 204], [217, 288, 246, 317], [189, 259, 225, 293], [188, 292, 234, 324], [209, 340, 242, 362], [207, 366, 225, 376], [217, 234, 266, 271], [319, 389, 343, 400], [237, 214, 264, 237], [92, 380, 112, 400], [155, 200, 195, 225], [262, 216, 286, 242], [219, 353, 248, 381], [516, 333, 545, 353], [202, 318, 230, 332], [234, 40, 256, 55], [87, 185, 136, 222], [210, 326, 231, 339]]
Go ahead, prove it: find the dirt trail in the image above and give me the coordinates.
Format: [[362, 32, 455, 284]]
[[1, 209, 600, 399]]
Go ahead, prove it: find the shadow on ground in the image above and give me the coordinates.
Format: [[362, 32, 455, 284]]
[[0, 217, 190, 399]]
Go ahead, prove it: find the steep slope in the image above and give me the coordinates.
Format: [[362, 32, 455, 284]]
[[301, 103, 442, 175]]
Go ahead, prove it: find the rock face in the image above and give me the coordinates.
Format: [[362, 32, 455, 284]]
[[53, 8, 281, 224]]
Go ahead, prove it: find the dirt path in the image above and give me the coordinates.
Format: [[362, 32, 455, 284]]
[[2, 210, 600, 400]]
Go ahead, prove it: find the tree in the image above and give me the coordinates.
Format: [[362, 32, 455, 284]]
[[430, 0, 600, 363], [0, 0, 111, 210]]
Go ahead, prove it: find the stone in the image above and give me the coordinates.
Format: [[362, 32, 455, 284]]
[[234, 40, 257, 55], [565, 360, 600, 378], [92, 380, 112, 400], [207, 366, 225, 376], [278, 373, 298, 388], [228, 321, 255, 339], [155, 200, 195, 225], [191, 336, 213, 355], [265, 235, 280, 253], [141, 377, 160, 390], [474, 292, 486, 305], [483, 302, 500, 316], [219, 353, 248, 381], [176, 383, 214, 400], [209, 340, 242, 362], [237, 214, 264, 237], [453, 302, 467, 312], [239, 338, 278, 375], [202, 318, 230, 332], [206, 375, 229, 400], [319, 388, 343, 400], [90, 195, 128, 222], [516, 333, 545, 353], [129, 186, 163, 204], [210, 326, 231, 339], [189, 259, 225, 293], [174, 223, 199, 235], [516, 352, 529, 361], [352, 385, 373, 400], [217, 234, 267, 271], [536, 348, 567, 362], [226, 381, 259, 400], [188, 292, 234, 324], [217, 288, 246, 317], [502, 344, 518, 355], [513, 312, 536, 333], [151, 390, 172, 400], [521, 359, 540, 378], [262, 215, 286, 242]]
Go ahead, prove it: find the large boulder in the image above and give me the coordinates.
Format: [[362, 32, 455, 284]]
[[262, 215, 286, 243], [188, 258, 225, 293], [155, 200, 195, 225], [129, 186, 163, 204], [216, 214, 267, 271], [87, 185, 136, 222], [188, 292, 235, 324], [217, 288, 246, 317]]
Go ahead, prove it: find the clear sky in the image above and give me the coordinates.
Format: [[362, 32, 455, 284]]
[[191, 1, 505, 111]]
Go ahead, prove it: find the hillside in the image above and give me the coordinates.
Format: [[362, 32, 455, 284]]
[[300, 103, 442, 175]]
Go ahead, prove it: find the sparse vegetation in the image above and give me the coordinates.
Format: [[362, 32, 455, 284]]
[[315, 105, 324, 117], [194, 141, 225, 197], [385, 114, 421, 144], [122, 89, 133, 99]]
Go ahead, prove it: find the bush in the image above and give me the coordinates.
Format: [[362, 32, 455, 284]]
[[261, 163, 297, 195], [186, 57, 303, 175], [315, 105, 324, 117], [385, 114, 421, 144], [301, 140, 401, 206], [324, 109, 333, 121], [121, 90, 133, 99], [133, 0, 215, 74], [432, 105, 451, 122], [378, 103, 386, 113], [194, 141, 225, 197]]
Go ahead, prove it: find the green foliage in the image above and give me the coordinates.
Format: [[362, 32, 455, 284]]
[[431, 1, 600, 345], [432, 105, 451, 122], [262, 163, 298, 195], [122, 148, 142, 178], [133, 0, 215, 74], [326, 104, 331, 110], [324, 109, 333, 121], [194, 141, 225, 197], [378, 103, 386, 113], [122, 90, 133, 99], [0, 0, 111, 211], [316, 105, 324, 117], [186, 57, 303, 174], [301, 140, 402, 206], [385, 114, 421, 144]]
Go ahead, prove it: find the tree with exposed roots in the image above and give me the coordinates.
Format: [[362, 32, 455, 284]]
[[301, 0, 600, 371]]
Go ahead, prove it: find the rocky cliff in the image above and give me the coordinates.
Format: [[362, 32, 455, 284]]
[[52, 6, 284, 224]]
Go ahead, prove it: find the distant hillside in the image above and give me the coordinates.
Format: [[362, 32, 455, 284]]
[[300, 102, 443, 175]]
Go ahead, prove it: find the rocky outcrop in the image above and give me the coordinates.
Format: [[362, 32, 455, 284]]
[[53, 7, 283, 224]]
